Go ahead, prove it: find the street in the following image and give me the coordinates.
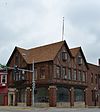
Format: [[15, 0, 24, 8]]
[[0, 107, 99, 112]]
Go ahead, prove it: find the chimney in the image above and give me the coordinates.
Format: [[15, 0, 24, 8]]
[[98, 59, 100, 66]]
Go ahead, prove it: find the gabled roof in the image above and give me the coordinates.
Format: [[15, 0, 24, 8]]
[[70, 47, 89, 69], [8, 41, 70, 65], [70, 47, 80, 57], [26, 41, 64, 63]]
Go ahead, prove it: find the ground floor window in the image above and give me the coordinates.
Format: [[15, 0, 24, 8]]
[[74, 89, 84, 102], [17, 89, 26, 103], [57, 87, 69, 102], [34, 87, 49, 102]]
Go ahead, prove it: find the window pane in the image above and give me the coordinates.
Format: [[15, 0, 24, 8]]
[[74, 89, 84, 102], [68, 68, 71, 80], [73, 70, 77, 80], [34, 87, 49, 102], [56, 66, 61, 78], [82, 72, 86, 82], [57, 87, 69, 102], [62, 67, 66, 79], [40, 67, 45, 79]]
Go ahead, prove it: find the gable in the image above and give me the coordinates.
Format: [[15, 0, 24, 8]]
[[70, 47, 88, 69], [54, 41, 72, 65], [7, 47, 27, 67]]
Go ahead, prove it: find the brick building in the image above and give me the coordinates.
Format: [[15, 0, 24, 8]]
[[0, 69, 8, 106], [7, 40, 100, 107]]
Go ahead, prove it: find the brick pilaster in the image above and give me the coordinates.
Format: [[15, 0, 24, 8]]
[[70, 87, 74, 107], [26, 87, 32, 106], [48, 86, 57, 107]]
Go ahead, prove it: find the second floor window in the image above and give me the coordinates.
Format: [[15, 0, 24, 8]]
[[1, 75, 7, 83], [82, 71, 86, 82], [68, 68, 71, 80], [73, 69, 77, 80], [62, 67, 66, 79], [56, 66, 61, 78], [78, 70, 82, 81], [91, 73, 93, 83], [40, 67, 45, 79], [34, 69, 37, 80]]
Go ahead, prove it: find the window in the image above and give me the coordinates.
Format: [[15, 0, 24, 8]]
[[78, 56, 82, 65], [82, 71, 86, 82], [74, 89, 84, 102], [57, 87, 69, 102], [34, 69, 37, 80], [91, 73, 93, 83], [62, 52, 68, 61], [34, 87, 49, 102], [73, 69, 77, 80], [68, 68, 71, 80], [62, 67, 66, 79], [56, 66, 61, 78], [95, 74, 98, 84], [1, 75, 7, 83], [78, 70, 82, 81], [40, 67, 45, 79]]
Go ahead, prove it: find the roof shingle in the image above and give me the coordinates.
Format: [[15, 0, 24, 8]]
[[17, 41, 64, 64]]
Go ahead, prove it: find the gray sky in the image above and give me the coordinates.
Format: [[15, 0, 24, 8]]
[[0, 0, 100, 65]]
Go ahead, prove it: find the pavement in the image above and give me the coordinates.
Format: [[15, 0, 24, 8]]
[[0, 106, 100, 112]]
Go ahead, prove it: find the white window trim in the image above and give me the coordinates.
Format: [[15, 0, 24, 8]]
[[1, 74, 7, 84]]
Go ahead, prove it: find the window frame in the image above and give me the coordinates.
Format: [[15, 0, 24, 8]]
[[1, 74, 7, 84]]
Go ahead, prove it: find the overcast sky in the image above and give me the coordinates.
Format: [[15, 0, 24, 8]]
[[0, 0, 100, 65]]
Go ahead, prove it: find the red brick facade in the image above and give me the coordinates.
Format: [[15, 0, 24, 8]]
[[7, 40, 100, 107]]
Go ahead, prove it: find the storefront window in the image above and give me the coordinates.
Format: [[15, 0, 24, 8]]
[[34, 87, 49, 102], [57, 87, 69, 102], [74, 89, 84, 102]]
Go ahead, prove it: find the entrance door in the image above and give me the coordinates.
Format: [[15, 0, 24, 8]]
[[10, 94, 13, 106]]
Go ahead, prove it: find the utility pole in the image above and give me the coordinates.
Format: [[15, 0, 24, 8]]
[[32, 61, 35, 107]]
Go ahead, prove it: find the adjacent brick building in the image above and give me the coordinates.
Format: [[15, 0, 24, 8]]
[[7, 40, 100, 107], [0, 69, 8, 106]]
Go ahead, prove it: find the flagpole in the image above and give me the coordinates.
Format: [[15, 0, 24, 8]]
[[62, 17, 64, 41]]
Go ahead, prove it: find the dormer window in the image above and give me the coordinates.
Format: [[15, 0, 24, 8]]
[[62, 52, 68, 61], [78, 56, 82, 65]]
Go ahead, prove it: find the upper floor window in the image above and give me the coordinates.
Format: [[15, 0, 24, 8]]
[[91, 73, 93, 83], [56, 66, 61, 78], [95, 74, 98, 84], [40, 67, 45, 79], [78, 70, 82, 81], [34, 68, 37, 80], [1, 75, 7, 84], [73, 69, 77, 80], [78, 56, 83, 65], [82, 71, 86, 82], [68, 68, 71, 80], [62, 52, 68, 61], [62, 67, 66, 79]]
